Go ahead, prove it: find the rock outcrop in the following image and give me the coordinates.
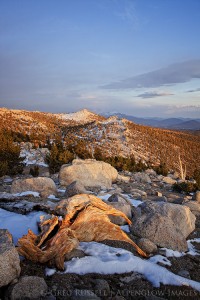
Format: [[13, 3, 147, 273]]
[[130, 201, 196, 252], [11, 177, 57, 198], [59, 159, 118, 188], [0, 229, 21, 287]]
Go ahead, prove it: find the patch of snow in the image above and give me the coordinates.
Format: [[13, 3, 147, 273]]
[[162, 238, 200, 257], [0, 208, 47, 244], [162, 248, 185, 258], [187, 238, 200, 256], [3, 178, 13, 183], [45, 242, 200, 291], [149, 255, 171, 266], [128, 199, 143, 207], [37, 162, 48, 167], [57, 189, 66, 193], [59, 109, 96, 123], [26, 160, 37, 165], [14, 191, 40, 197], [120, 225, 130, 233], [122, 194, 143, 207], [98, 194, 112, 201], [48, 194, 59, 200], [45, 268, 56, 276]]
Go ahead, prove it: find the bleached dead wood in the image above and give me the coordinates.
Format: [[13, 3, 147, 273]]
[[18, 194, 148, 270]]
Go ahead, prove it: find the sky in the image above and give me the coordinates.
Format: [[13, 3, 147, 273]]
[[0, 0, 200, 118]]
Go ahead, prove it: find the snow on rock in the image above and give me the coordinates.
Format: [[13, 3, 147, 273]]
[[11, 177, 57, 198], [98, 194, 112, 201], [45, 242, 200, 292], [162, 238, 200, 257], [47, 194, 60, 200], [14, 191, 40, 197], [20, 147, 49, 166], [0, 209, 47, 244]]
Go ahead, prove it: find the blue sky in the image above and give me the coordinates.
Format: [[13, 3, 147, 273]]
[[0, 0, 200, 117]]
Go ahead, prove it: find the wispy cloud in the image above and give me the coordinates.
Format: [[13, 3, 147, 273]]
[[136, 91, 173, 99], [165, 104, 200, 116], [114, 0, 138, 27], [186, 87, 200, 93], [102, 59, 200, 89]]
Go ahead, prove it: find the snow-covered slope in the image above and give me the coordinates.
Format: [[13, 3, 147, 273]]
[[59, 109, 104, 123]]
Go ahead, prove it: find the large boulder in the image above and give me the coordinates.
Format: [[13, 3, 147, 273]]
[[5, 276, 48, 300], [59, 159, 118, 189], [130, 201, 196, 252], [11, 177, 57, 198], [0, 229, 21, 287]]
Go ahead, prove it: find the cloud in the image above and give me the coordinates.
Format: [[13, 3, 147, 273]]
[[114, 0, 139, 27], [102, 59, 200, 89], [136, 91, 173, 99], [165, 104, 200, 116], [186, 87, 200, 93]]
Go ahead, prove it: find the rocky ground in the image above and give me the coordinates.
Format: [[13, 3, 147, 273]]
[[0, 159, 200, 299]]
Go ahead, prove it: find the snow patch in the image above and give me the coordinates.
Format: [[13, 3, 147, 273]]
[[0, 208, 47, 244], [45, 242, 200, 291], [149, 255, 171, 266], [14, 191, 40, 197], [163, 238, 200, 257], [98, 194, 112, 201], [48, 194, 60, 200], [120, 225, 130, 233]]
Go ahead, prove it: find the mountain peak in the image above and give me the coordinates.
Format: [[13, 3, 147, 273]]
[[59, 108, 104, 123]]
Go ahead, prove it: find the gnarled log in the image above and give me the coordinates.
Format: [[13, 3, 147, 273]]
[[18, 194, 147, 270]]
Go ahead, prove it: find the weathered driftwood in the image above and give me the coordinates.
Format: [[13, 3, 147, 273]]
[[18, 194, 148, 270]]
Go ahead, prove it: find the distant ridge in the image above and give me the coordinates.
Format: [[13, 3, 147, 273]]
[[103, 112, 200, 130]]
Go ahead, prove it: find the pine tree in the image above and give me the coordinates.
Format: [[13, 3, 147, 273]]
[[0, 130, 24, 176]]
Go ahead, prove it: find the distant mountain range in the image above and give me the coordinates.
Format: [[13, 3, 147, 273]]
[[103, 113, 200, 130]]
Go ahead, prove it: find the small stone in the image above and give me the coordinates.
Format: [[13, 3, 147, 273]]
[[120, 272, 144, 283], [156, 191, 162, 197], [177, 269, 191, 279], [107, 193, 127, 204], [137, 238, 158, 254], [93, 279, 110, 297]]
